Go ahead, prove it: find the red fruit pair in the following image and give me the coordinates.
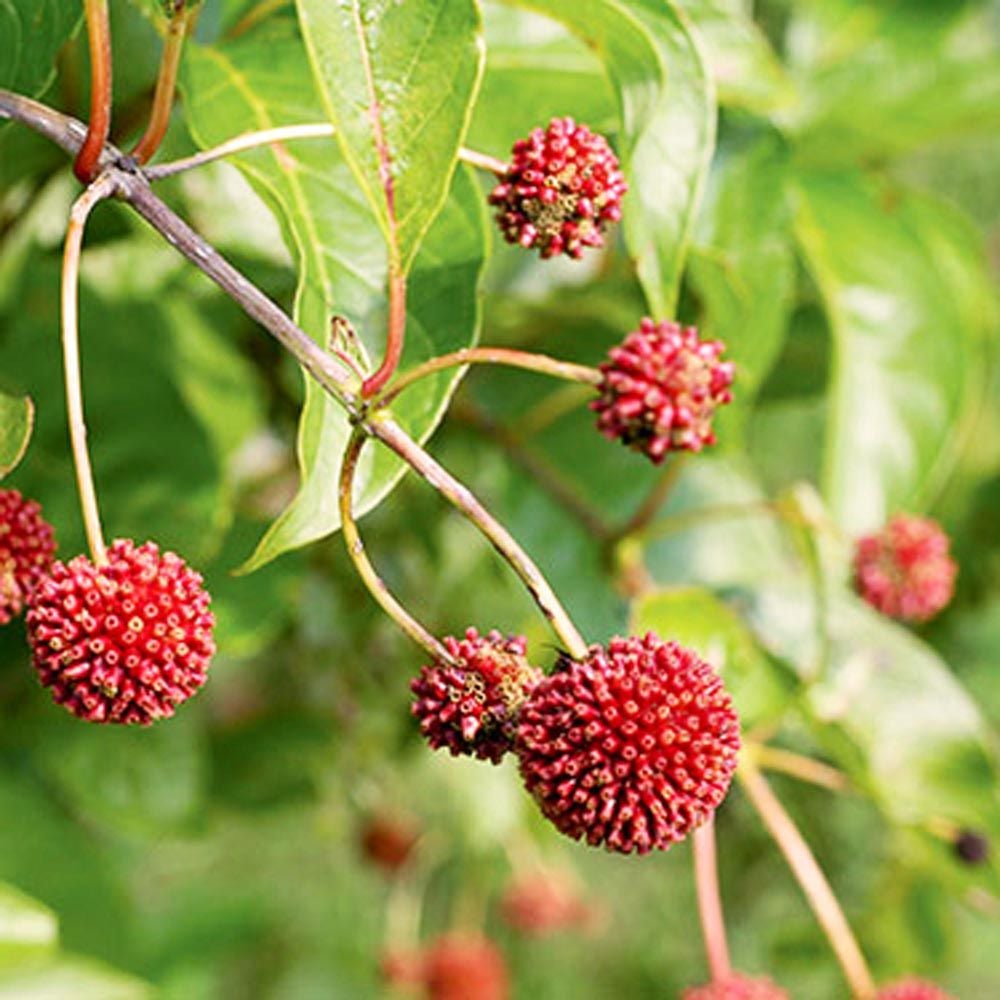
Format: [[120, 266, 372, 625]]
[[413, 629, 741, 855]]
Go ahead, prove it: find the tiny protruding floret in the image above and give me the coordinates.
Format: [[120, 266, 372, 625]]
[[516, 633, 740, 854], [682, 973, 790, 1000], [0, 488, 57, 625], [411, 628, 542, 764], [26, 539, 215, 724], [875, 979, 956, 1000], [489, 117, 627, 260], [592, 319, 735, 463], [854, 514, 957, 623]]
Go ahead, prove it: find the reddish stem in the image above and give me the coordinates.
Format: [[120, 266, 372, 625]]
[[362, 271, 406, 397], [693, 820, 731, 983], [132, 3, 195, 165], [73, 0, 113, 183]]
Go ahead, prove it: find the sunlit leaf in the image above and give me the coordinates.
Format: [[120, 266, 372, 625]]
[[295, 0, 484, 272], [794, 173, 990, 534]]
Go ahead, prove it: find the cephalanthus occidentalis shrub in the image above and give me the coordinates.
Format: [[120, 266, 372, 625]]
[[853, 513, 957, 623], [0, 488, 57, 626], [875, 979, 956, 1000], [592, 319, 736, 463], [489, 116, 627, 259], [682, 973, 790, 1000], [25, 539, 215, 724]]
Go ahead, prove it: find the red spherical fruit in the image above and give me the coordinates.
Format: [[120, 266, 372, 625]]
[[516, 634, 740, 854], [422, 933, 509, 1000], [592, 319, 735, 463], [411, 628, 542, 764], [488, 117, 627, 260], [683, 974, 790, 1000], [854, 514, 957, 623], [875, 979, 956, 1000], [360, 812, 421, 874], [26, 539, 215, 724], [0, 488, 57, 625], [500, 870, 589, 937]]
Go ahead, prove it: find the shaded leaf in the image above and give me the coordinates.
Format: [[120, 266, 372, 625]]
[[0, 391, 32, 480], [296, 0, 485, 271], [0, 1, 80, 100]]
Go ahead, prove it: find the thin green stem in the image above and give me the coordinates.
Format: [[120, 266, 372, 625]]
[[739, 758, 876, 999], [339, 428, 456, 665], [131, 2, 196, 165], [611, 454, 688, 542], [749, 744, 852, 794], [365, 415, 590, 661], [458, 147, 507, 176], [144, 123, 337, 179], [373, 347, 600, 410], [74, 0, 112, 183], [62, 176, 117, 565], [693, 819, 731, 983]]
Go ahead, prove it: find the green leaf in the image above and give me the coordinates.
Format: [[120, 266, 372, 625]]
[[0, 883, 56, 967], [295, 0, 485, 272], [746, 587, 1000, 838], [34, 711, 206, 838], [0, 391, 32, 480], [181, 29, 487, 571], [513, 0, 716, 315], [794, 173, 990, 534], [679, 0, 794, 113], [691, 138, 795, 439], [469, 5, 616, 156], [0, 1, 80, 100], [0, 958, 151, 999], [631, 586, 792, 729]]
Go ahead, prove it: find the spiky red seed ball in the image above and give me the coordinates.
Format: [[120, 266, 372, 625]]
[[500, 870, 589, 937], [488, 117, 627, 260], [683, 974, 790, 1000], [875, 979, 956, 1000], [26, 538, 215, 724], [516, 633, 740, 854], [0, 488, 57, 625], [411, 628, 542, 764], [592, 319, 735, 463], [422, 933, 509, 1000], [854, 514, 957, 623]]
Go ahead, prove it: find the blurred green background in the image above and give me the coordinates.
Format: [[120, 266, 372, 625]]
[[1, 0, 998, 997]]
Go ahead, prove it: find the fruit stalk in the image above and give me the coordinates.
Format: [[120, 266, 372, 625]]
[[693, 819, 731, 982]]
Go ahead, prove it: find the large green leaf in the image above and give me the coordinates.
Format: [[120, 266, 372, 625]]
[[0, 0, 80, 99], [0, 884, 55, 968], [691, 138, 795, 440], [679, 0, 794, 113], [295, 0, 484, 272], [0, 391, 32, 480], [181, 29, 487, 571], [513, 0, 716, 315], [744, 586, 1000, 842], [794, 173, 989, 534]]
